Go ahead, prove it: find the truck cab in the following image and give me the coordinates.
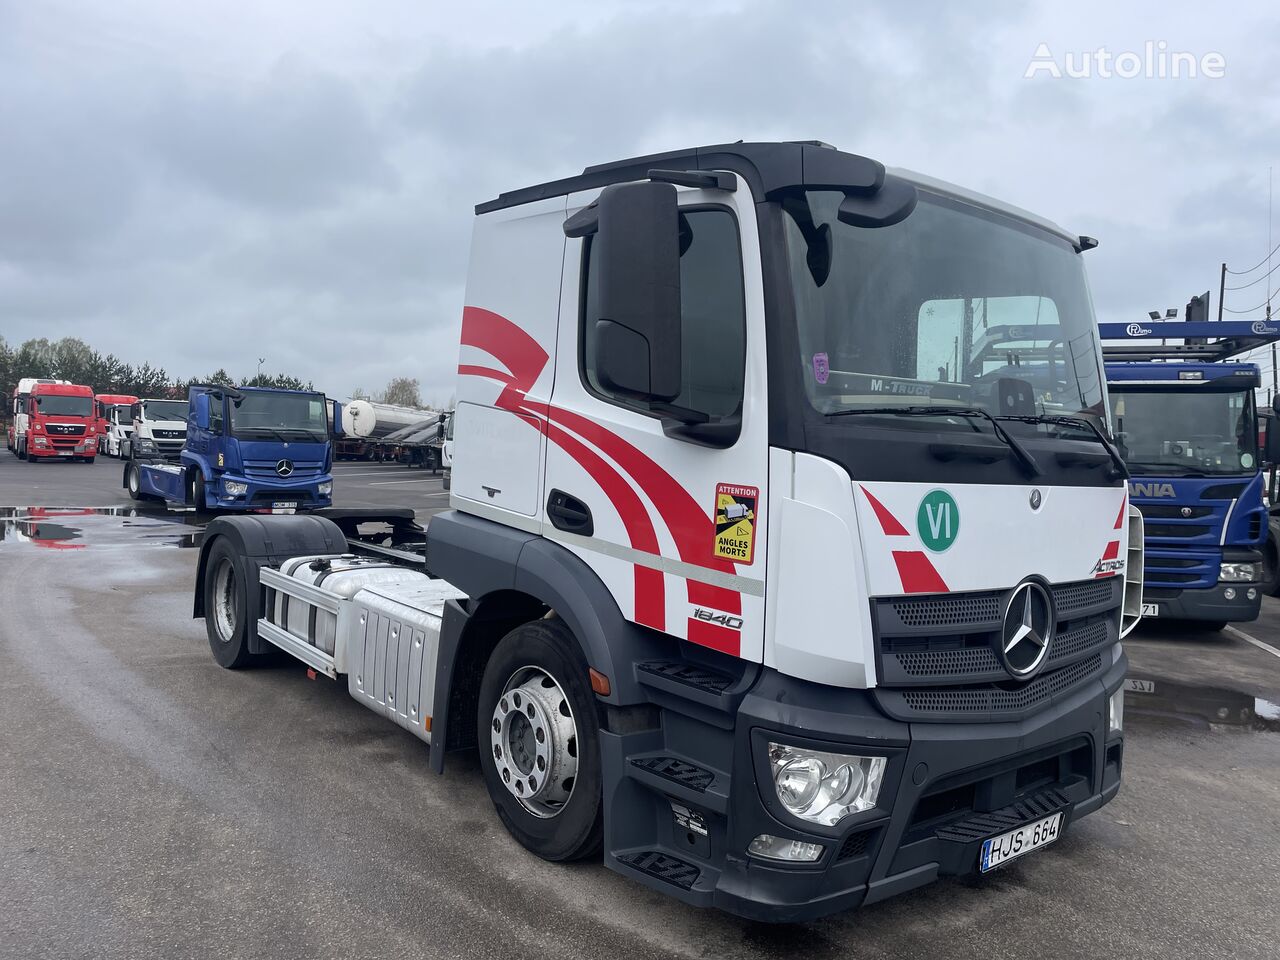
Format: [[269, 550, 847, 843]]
[[192, 141, 1143, 921], [433, 142, 1141, 917], [1101, 319, 1276, 626], [130, 398, 188, 460], [95, 394, 139, 457], [127, 386, 334, 512], [9, 378, 67, 458], [23, 382, 96, 462]]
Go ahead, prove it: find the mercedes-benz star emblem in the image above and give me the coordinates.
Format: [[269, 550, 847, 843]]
[[1029, 489, 1042, 510], [276, 459, 294, 478], [1000, 581, 1054, 679]]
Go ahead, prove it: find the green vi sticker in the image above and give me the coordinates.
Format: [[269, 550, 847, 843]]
[[917, 490, 959, 552]]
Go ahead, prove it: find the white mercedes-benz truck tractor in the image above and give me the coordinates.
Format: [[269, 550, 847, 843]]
[[193, 141, 1143, 922]]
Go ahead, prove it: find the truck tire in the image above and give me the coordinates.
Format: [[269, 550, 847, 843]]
[[203, 537, 260, 669], [442, 472, 450, 492], [125, 462, 147, 500], [17, 440, 26, 460], [476, 619, 604, 862]]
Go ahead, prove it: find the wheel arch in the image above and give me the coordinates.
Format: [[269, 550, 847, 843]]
[[426, 510, 674, 774]]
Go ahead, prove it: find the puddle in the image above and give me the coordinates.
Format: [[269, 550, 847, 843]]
[[1124, 675, 1280, 734], [0, 506, 205, 551]]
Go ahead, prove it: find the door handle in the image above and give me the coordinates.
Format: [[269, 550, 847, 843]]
[[547, 489, 593, 536]]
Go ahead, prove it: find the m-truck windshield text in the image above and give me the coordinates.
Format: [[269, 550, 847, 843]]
[[191, 142, 1141, 923]]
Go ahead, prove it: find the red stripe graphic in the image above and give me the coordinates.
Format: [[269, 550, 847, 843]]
[[458, 305, 747, 646], [892, 551, 950, 593], [1113, 495, 1127, 531], [460, 308, 667, 628], [860, 485, 909, 536]]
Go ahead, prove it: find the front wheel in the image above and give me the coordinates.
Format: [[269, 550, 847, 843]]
[[476, 619, 603, 862], [126, 462, 146, 500]]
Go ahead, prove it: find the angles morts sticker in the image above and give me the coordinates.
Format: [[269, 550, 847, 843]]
[[713, 483, 758, 564]]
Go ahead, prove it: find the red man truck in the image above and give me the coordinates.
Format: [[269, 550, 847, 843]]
[[24, 382, 97, 463]]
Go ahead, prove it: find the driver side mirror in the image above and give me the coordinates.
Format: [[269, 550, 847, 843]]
[[1266, 416, 1280, 467], [193, 394, 211, 431], [588, 181, 682, 404]]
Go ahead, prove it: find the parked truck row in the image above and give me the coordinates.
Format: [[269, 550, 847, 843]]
[[190, 141, 1144, 922]]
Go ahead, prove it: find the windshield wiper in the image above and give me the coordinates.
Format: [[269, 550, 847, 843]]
[[993, 413, 1129, 479], [828, 405, 1043, 477]]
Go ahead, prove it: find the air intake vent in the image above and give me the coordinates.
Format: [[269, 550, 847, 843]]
[[890, 594, 1000, 628], [1200, 483, 1246, 500]]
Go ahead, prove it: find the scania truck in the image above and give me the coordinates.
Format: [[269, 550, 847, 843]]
[[1100, 317, 1277, 627], [192, 141, 1142, 921]]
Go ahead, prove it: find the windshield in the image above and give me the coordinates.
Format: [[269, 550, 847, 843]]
[[229, 391, 328, 440], [1110, 388, 1257, 476], [34, 395, 92, 417], [104, 404, 130, 422], [143, 401, 187, 422], [783, 191, 1105, 429]]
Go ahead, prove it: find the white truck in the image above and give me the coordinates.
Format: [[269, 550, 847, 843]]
[[127, 398, 188, 460], [193, 141, 1143, 921]]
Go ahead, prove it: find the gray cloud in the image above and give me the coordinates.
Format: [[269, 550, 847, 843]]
[[1, 0, 1278, 398]]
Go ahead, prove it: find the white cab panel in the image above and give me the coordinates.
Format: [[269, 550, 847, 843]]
[[764, 451, 877, 688]]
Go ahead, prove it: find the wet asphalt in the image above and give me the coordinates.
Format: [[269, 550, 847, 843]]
[[0, 453, 1277, 959]]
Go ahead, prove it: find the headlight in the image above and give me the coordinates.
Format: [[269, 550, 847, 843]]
[[33, 437, 48, 446], [1219, 562, 1258, 582], [767, 742, 885, 826], [223, 479, 248, 497], [318, 481, 332, 496], [1109, 688, 1124, 734]]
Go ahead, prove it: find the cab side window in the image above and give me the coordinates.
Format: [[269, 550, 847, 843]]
[[582, 206, 746, 421]]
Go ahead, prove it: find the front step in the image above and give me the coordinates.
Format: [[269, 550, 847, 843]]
[[614, 850, 702, 891]]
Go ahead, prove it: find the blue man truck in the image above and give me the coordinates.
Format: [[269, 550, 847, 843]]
[[124, 385, 334, 512], [1100, 318, 1280, 627]]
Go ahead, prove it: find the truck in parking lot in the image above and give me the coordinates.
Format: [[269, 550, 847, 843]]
[[127, 397, 188, 460], [1101, 317, 1277, 627], [94, 393, 139, 457], [192, 141, 1142, 921], [126, 384, 334, 513], [8, 378, 67, 458], [15, 381, 97, 462]]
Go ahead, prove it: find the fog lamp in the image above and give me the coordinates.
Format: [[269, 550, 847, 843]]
[[748, 834, 824, 862], [224, 479, 248, 497], [1224, 587, 1237, 600], [318, 481, 332, 496]]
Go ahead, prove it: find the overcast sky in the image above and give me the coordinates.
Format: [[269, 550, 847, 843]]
[[2, 1, 1278, 400]]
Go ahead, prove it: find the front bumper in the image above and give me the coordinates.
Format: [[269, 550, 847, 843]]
[[1143, 583, 1261, 623], [602, 651, 1125, 922], [210, 474, 332, 511], [28, 441, 94, 458]]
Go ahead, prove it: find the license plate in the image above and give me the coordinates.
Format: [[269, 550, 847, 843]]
[[271, 502, 298, 514], [1125, 678, 1155, 694], [1141, 603, 1159, 617], [980, 812, 1062, 872]]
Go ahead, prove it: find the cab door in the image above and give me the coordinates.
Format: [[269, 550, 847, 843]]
[[544, 181, 769, 660]]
